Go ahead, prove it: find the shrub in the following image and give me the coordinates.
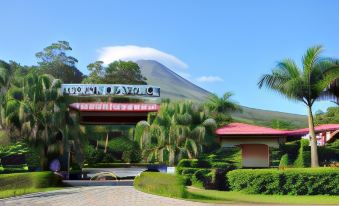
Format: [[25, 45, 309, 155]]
[[177, 159, 197, 167], [279, 154, 289, 168], [294, 139, 310, 168], [134, 172, 187, 198], [318, 146, 339, 166], [227, 168, 339, 195], [177, 159, 210, 168], [191, 169, 211, 188], [122, 149, 141, 163], [84, 145, 104, 164]]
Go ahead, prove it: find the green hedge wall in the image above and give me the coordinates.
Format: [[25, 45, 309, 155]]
[[227, 168, 339, 195]]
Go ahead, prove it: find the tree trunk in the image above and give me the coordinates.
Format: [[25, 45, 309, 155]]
[[96, 140, 99, 150], [307, 105, 319, 167], [104, 133, 109, 153]]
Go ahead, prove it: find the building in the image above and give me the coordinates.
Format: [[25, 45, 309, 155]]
[[216, 122, 339, 168]]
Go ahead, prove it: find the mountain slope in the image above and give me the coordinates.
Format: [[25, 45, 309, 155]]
[[137, 60, 210, 102], [137, 60, 307, 128]]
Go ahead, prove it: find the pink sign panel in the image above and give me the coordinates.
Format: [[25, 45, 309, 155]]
[[69, 102, 160, 112]]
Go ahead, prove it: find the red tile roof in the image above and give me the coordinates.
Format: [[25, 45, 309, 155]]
[[215, 123, 289, 136], [215, 122, 339, 136], [286, 124, 339, 136]]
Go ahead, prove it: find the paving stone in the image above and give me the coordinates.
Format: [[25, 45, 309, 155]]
[[0, 186, 329, 206]]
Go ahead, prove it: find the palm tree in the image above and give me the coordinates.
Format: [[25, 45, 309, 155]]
[[321, 79, 338, 105], [17, 73, 65, 169], [0, 60, 17, 129], [206, 92, 242, 113], [205, 92, 242, 127], [135, 101, 216, 166], [258, 45, 339, 167]]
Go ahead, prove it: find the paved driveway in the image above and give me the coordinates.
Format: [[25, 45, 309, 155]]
[[0, 186, 327, 206]]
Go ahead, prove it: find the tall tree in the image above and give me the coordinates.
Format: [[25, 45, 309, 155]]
[[36, 41, 84, 83], [82, 61, 105, 84], [82, 60, 147, 85], [258, 45, 339, 167], [104, 60, 147, 84]]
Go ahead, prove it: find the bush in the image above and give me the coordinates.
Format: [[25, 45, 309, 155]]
[[177, 159, 210, 168], [227, 168, 339, 195], [191, 169, 211, 188], [122, 149, 141, 163], [279, 154, 289, 168], [134, 172, 187, 198], [318, 146, 339, 166]]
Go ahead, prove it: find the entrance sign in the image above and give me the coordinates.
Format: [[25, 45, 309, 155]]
[[61, 84, 160, 97]]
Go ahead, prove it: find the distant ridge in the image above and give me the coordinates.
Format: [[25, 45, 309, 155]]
[[137, 60, 307, 128]]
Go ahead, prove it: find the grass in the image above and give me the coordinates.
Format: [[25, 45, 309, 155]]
[[0, 172, 63, 199], [187, 187, 339, 205], [134, 172, 187, 198], [0, 187, 62, 199], [134, 172, 339, 205]]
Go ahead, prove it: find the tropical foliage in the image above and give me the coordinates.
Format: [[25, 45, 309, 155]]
[[82, 60, 147, 84], [134, 101, 216, 166], [8, 73, 66, 169], [36, 41, 84, 83], [315, 107, 339, 125], [205, 92, 242, 127], [258, 45, 339, 167]]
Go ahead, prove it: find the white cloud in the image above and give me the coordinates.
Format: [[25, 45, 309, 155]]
[[98, 45, 188, 70], [196, 76, 224, 83]]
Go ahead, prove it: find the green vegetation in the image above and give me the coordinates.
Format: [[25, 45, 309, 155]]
[[294, 139, 311, 167], [134, 172, 339, 204], [279, 154, 289, 168], [82, 60, 147, 84], [205, 92, 241, 127], [315, 107, 339, 125], [134, 101, 217, 166], [0, 172, 63, 198], [187, 187, 339, 205], [134, 172, 187, 198], [36, 41, 84, 83], [176, 148, 240, 190], [227, 168, 339, 195], [258, 45, 339, 167]]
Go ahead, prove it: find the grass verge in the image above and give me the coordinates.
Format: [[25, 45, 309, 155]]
[[0, 187, 62, 199], [134, 172, 187, 198], [0, 172, 64, 199], [187, 187, 339, 205], [134, 172, 339, 205]]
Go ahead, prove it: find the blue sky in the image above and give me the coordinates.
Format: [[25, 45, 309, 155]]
[[0, 0, 338, 115]]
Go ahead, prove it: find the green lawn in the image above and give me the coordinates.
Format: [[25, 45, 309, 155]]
[[187, 187, 339, 205], [0, 187, 62, 199]]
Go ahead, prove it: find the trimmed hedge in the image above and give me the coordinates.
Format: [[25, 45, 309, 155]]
[[134, 172, 187, 198], [227, 168, 339, 195], [0, 172, 62, 191], [279, 154, 289, 168], [294, 139, 310, 168]]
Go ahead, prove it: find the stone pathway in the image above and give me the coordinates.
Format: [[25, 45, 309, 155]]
[[0, 186, 329, 206]]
